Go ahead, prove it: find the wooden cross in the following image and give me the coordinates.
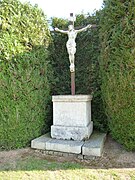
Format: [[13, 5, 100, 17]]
[[54, 13, 98, 95], [69, 13, 76, 95], [69, 13, 98, 95]]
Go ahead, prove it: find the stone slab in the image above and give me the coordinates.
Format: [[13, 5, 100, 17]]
[[46, 139, 84, 154], [82, 132, 106, 156], [31, 132, 106, 157], [51, 121, 93, 141], [31, 133, 51, 150]]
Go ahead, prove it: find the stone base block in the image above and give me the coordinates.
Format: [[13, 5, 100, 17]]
[[82, 132, 106, 156], [52, 95, 92, 127], [51, 121, 93, 141], [46, 139, 84, 154]]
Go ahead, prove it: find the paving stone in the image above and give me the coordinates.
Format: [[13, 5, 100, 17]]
[[83, 155, 96, 160], [48, 151, 53, 155], [31, 133, 51, 150], [68, 153, 76, 158], [58, 152, 63, 156], [78, 154, 84, 160], [82, 132, 106, 157], [43, 151, 48, 155], [62, 153, 68, 157], [46, 139, 84, 154]]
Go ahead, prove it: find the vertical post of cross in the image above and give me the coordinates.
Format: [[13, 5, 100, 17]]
[[69, 13, 75, 27], [69, 13, 76, 95]]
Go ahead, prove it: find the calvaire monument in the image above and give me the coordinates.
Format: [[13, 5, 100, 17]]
[[55, 13, 91, 95], [51, 13, 93, 140], [31, 13, 106, 158]]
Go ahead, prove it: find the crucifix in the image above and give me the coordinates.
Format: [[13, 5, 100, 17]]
[[55, 13, 92, 95]]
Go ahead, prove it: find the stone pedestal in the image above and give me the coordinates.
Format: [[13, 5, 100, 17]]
[[51, 95, 93, 141]]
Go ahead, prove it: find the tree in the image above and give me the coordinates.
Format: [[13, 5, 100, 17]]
[[99, 0, 135, 150], [0, 0, 53, 149]]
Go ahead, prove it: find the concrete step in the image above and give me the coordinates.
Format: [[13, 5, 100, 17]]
[[46, 139, 84, 154]]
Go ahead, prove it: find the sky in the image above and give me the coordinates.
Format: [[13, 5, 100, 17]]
[[20, 0, 104, 19]]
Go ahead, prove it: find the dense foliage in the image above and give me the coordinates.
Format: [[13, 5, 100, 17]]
[[99, 0, 135, 150], [0, 0, 52, 149], [49, 14, 108, 132]]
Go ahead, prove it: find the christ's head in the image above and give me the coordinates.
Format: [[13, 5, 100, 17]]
[[68, 25, 74, 31]]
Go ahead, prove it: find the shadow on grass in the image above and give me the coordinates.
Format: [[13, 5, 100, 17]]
[[0, 155, 135, 180]]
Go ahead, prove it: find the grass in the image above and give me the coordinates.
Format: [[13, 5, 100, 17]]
[[0, 156, 135, 180]]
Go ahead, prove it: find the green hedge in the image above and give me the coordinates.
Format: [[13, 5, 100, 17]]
[[0, 0, 52, 149], [49, 14, 108, 132], [99, 0, 135, 150]]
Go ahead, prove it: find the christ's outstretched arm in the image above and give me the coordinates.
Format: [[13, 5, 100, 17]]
[[76, 24, 92, 33], [55, 28, 68, 34]]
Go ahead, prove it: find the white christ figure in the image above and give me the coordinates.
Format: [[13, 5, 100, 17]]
[[55, 24, 92, 72]]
